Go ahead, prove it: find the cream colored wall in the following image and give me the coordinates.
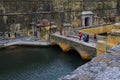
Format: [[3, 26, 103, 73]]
[[78, 25, 115, 34], [96, 28, 120, 56], [96, 40, 107, 56], [107, 29, 120, 48]]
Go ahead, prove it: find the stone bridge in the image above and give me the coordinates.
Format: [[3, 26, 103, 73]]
[[50, 34, 96, 60]]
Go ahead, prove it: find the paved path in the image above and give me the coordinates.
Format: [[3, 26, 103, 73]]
[[0, 36, 50, 48], [53, 33, 96, 48]]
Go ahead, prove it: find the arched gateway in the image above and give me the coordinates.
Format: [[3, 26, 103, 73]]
[[81, 11, 93, 27]]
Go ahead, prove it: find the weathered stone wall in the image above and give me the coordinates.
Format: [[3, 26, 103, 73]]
[[107, 29, 120, 47], [0, 1, 53, 32], [59, 43, 120, 80], [96, 24, 120, 56], [96, 40, 107, 56]]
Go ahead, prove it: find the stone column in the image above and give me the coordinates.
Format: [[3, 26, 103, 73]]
[[82, 16, 85, 27], [37, 31, 40, 40], [32, 26, 35, 36], [90, 15, 93, 26]]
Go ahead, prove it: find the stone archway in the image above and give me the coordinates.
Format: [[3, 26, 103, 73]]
[[81, 11, 93, 27], [85, 17, 90, 26]]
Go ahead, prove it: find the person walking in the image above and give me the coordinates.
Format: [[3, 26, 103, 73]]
[[85, 35, 89, 42], [94, 34, 97, 41], [14, 32, 16, 37], [59, 29, 62, 35], [8, 32, 10, 38], [82, 34, 86, 42], [78, 32, 83, 40]]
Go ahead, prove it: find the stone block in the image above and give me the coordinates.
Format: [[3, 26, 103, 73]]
[[96, 40, 107, 56], [96, 40, 107, 51]]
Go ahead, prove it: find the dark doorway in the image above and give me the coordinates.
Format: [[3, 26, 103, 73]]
[[85, 17, 89, 26]]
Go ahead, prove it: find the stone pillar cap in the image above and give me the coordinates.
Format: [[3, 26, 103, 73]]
[[81, 11, 93, 15]]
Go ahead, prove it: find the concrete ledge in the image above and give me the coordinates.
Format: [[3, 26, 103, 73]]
[[0, 41, 50, 49]]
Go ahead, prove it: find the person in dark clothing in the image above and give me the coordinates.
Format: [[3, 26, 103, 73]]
[[14, 32, 16, 37], [85, 35, 89, 42], [8, 32, 10, 37], [59, 29, 62, 35], [82, 34, 87, 42], [94, 34, 97, 41]]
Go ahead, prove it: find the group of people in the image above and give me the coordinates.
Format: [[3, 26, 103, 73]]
[[78, 32, 97, 42]]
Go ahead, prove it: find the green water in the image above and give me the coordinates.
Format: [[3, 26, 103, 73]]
[[0, 46, 87, 80]]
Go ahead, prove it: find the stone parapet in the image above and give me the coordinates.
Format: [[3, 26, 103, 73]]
[[78, 24, 115, 34], [107, 29, 120, 36]]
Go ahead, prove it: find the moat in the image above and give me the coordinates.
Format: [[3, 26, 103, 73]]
[[0, 46, 87, 80]]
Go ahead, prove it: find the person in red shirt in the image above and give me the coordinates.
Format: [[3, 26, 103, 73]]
[[78, 32, 83, 40], [94, 34, 97, 41]]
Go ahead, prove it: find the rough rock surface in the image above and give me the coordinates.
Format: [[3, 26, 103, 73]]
[[58, 43, 120, 80]]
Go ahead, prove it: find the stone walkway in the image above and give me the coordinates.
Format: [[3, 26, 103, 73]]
[[53, 33, 96, 48], [59, 43, 120, 80], [0, 36, 50, 48]]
